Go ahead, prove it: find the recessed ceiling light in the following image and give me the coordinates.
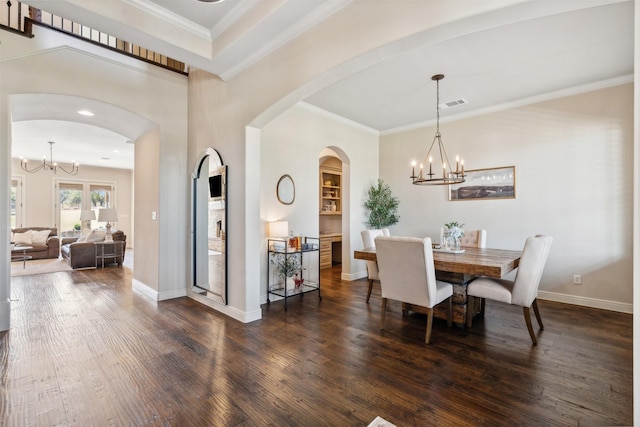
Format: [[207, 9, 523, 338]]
[[197, 0, 225, 3], [113, 149, 120, 153], [78, 109, 95, 117]]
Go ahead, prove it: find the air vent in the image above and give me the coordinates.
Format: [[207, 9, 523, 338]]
[[439, 98, 468, 109]]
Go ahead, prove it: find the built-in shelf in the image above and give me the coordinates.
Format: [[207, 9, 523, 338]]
[[320, 168, 341, 215]]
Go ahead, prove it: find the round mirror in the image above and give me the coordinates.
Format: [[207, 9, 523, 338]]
[[277, 174, 295, 205]]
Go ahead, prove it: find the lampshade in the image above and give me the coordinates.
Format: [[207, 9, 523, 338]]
[[79, 210, 96, 221], [98, 208, 119, 223], [269, 220, 289, 238]]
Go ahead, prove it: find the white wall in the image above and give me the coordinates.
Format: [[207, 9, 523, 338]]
[[380, 82, 633, 312], [259, 103, 379, 300]]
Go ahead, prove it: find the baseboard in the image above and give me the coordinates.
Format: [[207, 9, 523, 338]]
[[132, 279, 187, 301], [0, 299, 10, 331], [187, 290, 262, 323], [158, 288, 187, 301], [132, 279, 157, 300], [537, 290, 632, 314], [341, 270, 367, 281]]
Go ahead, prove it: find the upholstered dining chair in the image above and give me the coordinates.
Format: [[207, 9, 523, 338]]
[[360, 228, 390, 303], [375, 236, 453, 344], [460, 229, 487, 248], [466, 235, 553, 345]]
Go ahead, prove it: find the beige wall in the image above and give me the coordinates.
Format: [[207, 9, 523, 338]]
[[380, 83, 634, 311], [133, 128, 160, 292], [11, 158, 133, 243]]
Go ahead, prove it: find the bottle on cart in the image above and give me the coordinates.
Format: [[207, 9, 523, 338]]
[[289, 230, 297, 250]]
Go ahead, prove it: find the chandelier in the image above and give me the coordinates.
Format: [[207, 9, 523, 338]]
[[410, 74, 465, 185], [20, 141, 79, 175]]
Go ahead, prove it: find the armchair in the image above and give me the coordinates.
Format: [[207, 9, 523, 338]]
[[360, 228, 390, 303], [466, 235, 553, 344], [375, 236, 453, 344]]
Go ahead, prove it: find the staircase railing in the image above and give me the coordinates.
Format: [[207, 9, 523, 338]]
[[1, 1, 187, 75]]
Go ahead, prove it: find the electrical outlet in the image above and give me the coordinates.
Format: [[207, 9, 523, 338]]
[[573, 274, 581, 285]]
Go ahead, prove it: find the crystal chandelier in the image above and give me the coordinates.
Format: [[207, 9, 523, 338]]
[[410, 74, 465, 185], [20, 141, 79, 175]]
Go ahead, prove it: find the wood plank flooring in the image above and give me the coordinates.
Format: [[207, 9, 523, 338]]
[[1, 265, 632, 426]]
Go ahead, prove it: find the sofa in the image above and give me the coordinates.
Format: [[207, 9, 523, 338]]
[[11, 227, 60, 260], [61, 230, 126, 269]]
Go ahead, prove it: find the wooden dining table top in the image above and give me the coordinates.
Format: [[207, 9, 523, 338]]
[[354, 246, 522, 279]]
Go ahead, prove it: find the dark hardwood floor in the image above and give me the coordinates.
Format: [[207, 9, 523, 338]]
[[1, 265, 632, 426]]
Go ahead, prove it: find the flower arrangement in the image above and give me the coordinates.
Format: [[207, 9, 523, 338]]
[[444, 221, 465, 240]]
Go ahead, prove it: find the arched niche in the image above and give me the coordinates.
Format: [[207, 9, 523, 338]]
[[192, 148, 227, 304]]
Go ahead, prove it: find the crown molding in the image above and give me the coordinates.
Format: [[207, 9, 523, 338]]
[[218, 0, 353, 81], [123, 0, 212, 40]]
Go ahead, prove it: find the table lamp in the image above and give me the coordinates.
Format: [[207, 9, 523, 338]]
[[269, 220, 289, 239], [79, 210, 95, 233], [98, 208, 119, 241]]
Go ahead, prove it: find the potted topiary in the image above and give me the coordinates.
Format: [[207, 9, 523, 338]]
[[363, 179, 400, 229], [271, 252, 302, 290]]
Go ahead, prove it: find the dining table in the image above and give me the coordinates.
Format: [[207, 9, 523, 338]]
[[354, 246, 522, 326]]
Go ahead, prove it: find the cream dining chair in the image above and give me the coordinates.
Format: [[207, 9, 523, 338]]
[[360, 228, 390, 303], [466, 235, 553, 345], [375, 236, 453, 344], [460, 229, 487, 248]]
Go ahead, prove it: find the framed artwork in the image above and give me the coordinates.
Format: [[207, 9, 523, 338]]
[[449, 166, 516, 201]]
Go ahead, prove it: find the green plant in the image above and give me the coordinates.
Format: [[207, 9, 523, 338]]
[[272, 253, 301, 279], [363, 179, 400, 229], [73, 223, 81, 231]]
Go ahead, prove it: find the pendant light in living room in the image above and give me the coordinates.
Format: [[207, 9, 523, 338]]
[[20, 141, 79, 176], [410, 74, 465, 186]]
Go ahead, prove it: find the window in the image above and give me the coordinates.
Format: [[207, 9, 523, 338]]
[[56, 180, 115, 235], [11, 176, 24, 229]]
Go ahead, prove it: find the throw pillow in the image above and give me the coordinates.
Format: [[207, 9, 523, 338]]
[[13, 230, 32, 245], [86, 230, 106, 242], [31, 229, 51, 245], [77, 235, 88, 243]]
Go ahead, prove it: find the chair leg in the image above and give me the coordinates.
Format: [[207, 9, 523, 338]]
[[532, 299, 544, 330], [447, 297, 452, 328], [366, 279, 374, 303], [480, 298, 486, 318], [380, 298, 388, 330], [523, 306, 538, 345], [425, 307, 433, 344]]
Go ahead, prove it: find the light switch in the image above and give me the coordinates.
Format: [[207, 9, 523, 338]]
[[152, 211, 157, 220]]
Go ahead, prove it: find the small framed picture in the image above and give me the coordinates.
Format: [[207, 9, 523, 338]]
[[449, 166, 516, 201]]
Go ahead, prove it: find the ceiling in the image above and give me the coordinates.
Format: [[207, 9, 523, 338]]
[[12, 0, 634, 170]]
